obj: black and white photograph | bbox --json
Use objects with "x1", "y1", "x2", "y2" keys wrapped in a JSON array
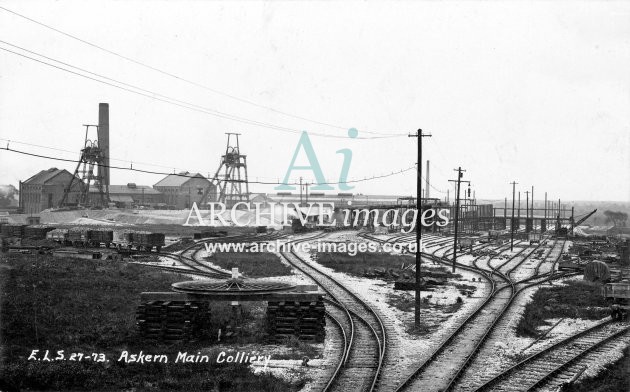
[{"x1": 0, "y1": 1, "x2": 629, "y2": 391}]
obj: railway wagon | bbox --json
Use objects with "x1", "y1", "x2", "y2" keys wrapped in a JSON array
[
  {"x1": 193, "y1": 230, "x2": 228, "y2": 239},
  {"x1": 119, "y1": 231, "x2": 165, "y2": 252},
  {"x1": 47, "y1": 228, "x2": 69, "y2": 244},
  {"x1": 602, "y1": 281, "x2": 630, "y2": 320},
  {"x1": 67, "y1": 228, "x2": 89, "y2": 247},
  {"x1": 23, "y1": 225, "x2": 56, "y2": 240},
  {"x1": 63, "y1": 228, "x2": 115, "y2": 248},
  {"x1": 52, "y1": 249, "x2": 103, "y2": 260},
  {"x1": 89, "y1": 229, "x2": 114, "y2": 248},
  {"x1": 528, "y1": 232, "x2": 542, "y2": 244},
  {"x1": 458, "y1": 238, "x2": 475, "y2": 250},
  {"x1": 0, "y1": 224, "x2": 27, "y2": 238}
]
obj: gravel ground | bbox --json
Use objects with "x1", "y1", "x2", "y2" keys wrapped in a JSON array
[
  {"x1": 284, "y1": 231, "x2": 491, "y2": 388},
  {"x1": 142, "y1": 232, "x2": 626, "y2": 390}
]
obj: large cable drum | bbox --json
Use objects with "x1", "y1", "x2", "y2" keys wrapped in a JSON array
[
  {"x1": 172, "y1": 279, "x2": 296, "y2": 295},
  {"x1": 583, "y1": 261, "x2": 611, "y2": 282}
]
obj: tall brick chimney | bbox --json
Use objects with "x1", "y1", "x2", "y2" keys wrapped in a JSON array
[{"x1": 97, "y1": 103, "x2": 110, "y2": 199}]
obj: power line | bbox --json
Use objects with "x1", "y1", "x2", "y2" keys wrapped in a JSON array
[
  {"x1": 0, "y1": 137, "x2": 183, "y2": 171},
  {"x1": 0, "y1": 43, "x2": 403, "y2": 140},
  {"x1": 0, "y1": 6, "x2": 400, "y2": 137},
  {"x1": 422, "y1": 176, "x2": 447, "y2": 194},
  {"x1": 0, "y1": 135, "x2": 423, "y2": 184},
  {"x1": 0, "y1": 146, "x2": 417, "y2": 186}
]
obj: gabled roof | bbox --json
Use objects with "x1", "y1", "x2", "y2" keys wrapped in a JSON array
[
  {"x1": 23, "y1": 168, "x2": 75, "y2": 185},
  {"x1": 153, "y1": 171, "x2": 210, "y2": 187}
]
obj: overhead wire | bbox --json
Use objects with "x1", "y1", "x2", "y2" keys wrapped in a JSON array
[
  {"x1": 0, "y1": 137, "x2": 186, "y2": 172},
  {"x1": 0, "y1": 44, "x2": 405, "y2": 140},
  {"x1": 0, "y1": 6, "x2": 403, "y2": 137},
  {"x1": 0, "y1": 44, "x2": 404, "y2": 140},
  {"x1": 0, "y1": 145, "x2": 417, "y2": 186},
  {"x1": 421, "y1": 176, "x2": 447, "y2": 194}
]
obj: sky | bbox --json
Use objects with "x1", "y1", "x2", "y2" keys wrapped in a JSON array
[{"x1": 0, "y1": 1, "x2": 629, "y2": 202}]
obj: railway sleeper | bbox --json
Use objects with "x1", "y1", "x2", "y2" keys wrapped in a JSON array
[{"x1": 136, "y1": 300, "x2": 211, "y2": 342}]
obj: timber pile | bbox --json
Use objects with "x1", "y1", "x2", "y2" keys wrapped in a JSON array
[
  {"x1": 266, "y1": 300, "x2": 325, "y2": 342},
  {"x1": 137, "y1": 300, "x2": 211, "y2": 342}
]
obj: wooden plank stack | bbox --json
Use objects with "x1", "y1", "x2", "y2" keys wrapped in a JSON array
[
  {"x1": 136, "y1": 300, "x2": 211, "y2": 342},
  {"x1": 266, "y1": 299, "x2": 325, "y2": 342}
]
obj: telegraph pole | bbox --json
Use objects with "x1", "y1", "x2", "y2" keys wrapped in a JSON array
[
  {"x1": 299, "y1": 177, "x2": 303, "y2": 206},
  {"x1": 544, "y1": 192, "x2": 548, "y2": 231},
  {"x1": 525, "y1": 191, "x2": 530, "y2": 220},
  {"x1": 449, "y1": 167, "x2": 469, "y2": 272},
  {"x1": 525, "y1": 190, "x2": 530, "y2": 233},
  {"x1": 409, "y1": 129, "x2": 431, "y2": 328},
  {"x1": 518, "y1": 192, "x2": 521, "y2": 220},
  {"x1": 531, "y1": 186, "x2": 535, "y2": 233},
  {"x1": 531, "y1": 186, "x2": 534, "y2": 218},
  {"x1": 510, "y1": 181, "x2": 517, "y2": 251}
]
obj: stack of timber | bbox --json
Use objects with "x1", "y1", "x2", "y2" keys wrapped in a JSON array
[
  {"x1": 136, "y1": 300, "x2": 211, "y2": 342},
  {"x1": 266, "y1": 299, "x2": 325, "y2": 342}
]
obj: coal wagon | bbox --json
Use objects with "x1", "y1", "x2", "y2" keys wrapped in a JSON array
[
  {"x1": 88, "y1": 229, "x2": 114, "y2": 248},
  {"x1": 24, "y1": 225, "x2": 56, "y2": 240},
  {"x1": 118, "y1": 231, "x2": 165, "y2": 252},
  {"x1": 47, "y1": 228, "x2": 70, "y2": 245},
  {"x1": 193, "y1": 230, "x2": 228, "y2": 239},
  {"x1": 67, "y1": 228, "x2": 91, "y2": 247},
  {"x1": 602, "y1": 281, "x2": 630, "y2": 321},
  {"x1": 0, "y1": 224, "x2": 27, "y2": 238},
  {"x1": 62, "y1": 228, "x2": 114, "y2": 248}
]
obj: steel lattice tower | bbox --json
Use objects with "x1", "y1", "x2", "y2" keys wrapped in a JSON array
[
  {"x1": 206, "y1": 133, "x2": 250, "y2": 208},
  {"x1": 60, "y1": 125, "x2": 108, "y2": 208}
]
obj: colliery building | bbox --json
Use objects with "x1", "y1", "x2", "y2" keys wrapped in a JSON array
[
  {"x1": 18, "y1": 168, "x2": 218, "y2": 213},
  {"x1": 19, "y1": 168, "x2": 83, "y2": 214},
  {"x1": 90, "y1": 183, "x2": 163, "y2": 208},
  {"x1": 153, "y1": 172, "x2": 216, "y2": 209}
]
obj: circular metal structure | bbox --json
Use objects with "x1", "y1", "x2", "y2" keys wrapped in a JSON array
[{"x1": 172, "y1": 279, "x2": 296, "y2": 295}]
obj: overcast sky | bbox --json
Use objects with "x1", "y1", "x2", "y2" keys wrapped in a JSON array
[{"x1": 1, "y1": 1, "x2": 628, "y2": 202}]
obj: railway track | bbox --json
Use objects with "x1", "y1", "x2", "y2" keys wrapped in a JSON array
[
  {"x1": 363, "y1": 232, "x2": 581, "y2": 392},
  {"x1": 358, "y1": 233, "x2": 517, "y2": 390},
  {"x1": 308, "y1": 231, "x2": 619, "y2": 392},
  {"x1": 322, "y1": 307, "x2": 350, "y2": 392},
  {"x1": 139, "y1": 232, "x2": 290, "y2": 278},
  {"x1": 138, "y1": 228, "x2": 624, "y2": 392},
  {"x1": 390, "y1": 245, "x2": 535, "y2": 392},
  {"x1": 278, "y1": 232, "x2": 387, "y2": 392},
  {"x1": 471, "y1": 319, "x2": 630, "y2": 392},
  {"x1": 129, "y1": 262, "x2": 225, "y2": 278},
  {"x1": 442, "y1": 241, "x2": 573, "y2": 392},
  {"x1": 340, "y1": 232, "x2": 626, "y2": 392}
]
